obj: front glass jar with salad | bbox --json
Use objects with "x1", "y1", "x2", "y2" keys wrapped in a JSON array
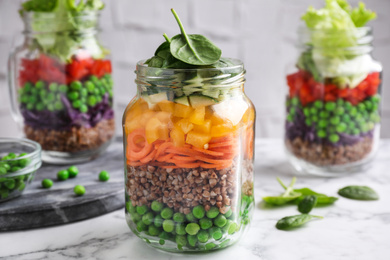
[
  {"x1": 285, "y1": 0, "x2": 382, "y2": 176},
  {"x1": 123, "y1": 10, "x2": 255, "y2": 252},
  {"x1": 8, "y1": 0, "x2": 114, "y2": 164}
]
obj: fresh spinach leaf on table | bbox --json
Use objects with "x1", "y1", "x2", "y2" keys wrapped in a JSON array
[
  {"x1": 338, "y1": 186, "x2": 379, "y2": 201},
  {"x1": 276, "y1": 214, "x2": 323, "y2": 230}
]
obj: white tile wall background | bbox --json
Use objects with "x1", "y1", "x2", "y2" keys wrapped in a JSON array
[{"x1": 0, "y1": 0, "x2": 389, "y2": 138}]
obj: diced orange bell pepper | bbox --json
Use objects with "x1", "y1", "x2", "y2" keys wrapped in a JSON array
[
  {"x1": 193, "y1": 119, "x2": 211, "y2": 133},
  {"x1": 188, "y1": 107, "x2": 205, "y2": 125},
  {"x1": 170, "y1": 127, "x2": 185, "y2": 147},
  {"x1": 186, "y1": 131, "x2": 211, "y2": 148},
  {"x1": 158, "y1": 100, "x2": 175, "y2": 113},
  {"x1": 173, "y1": 103, "x2": 193, "y2": 118},
  {"x1": 176, "y1": 118, "x2": 194, "y2": 134}
]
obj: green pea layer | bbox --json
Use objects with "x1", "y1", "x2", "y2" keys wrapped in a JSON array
[
  {"x1": 19, "y1": 74, "x2": 113, "y2": 113},
  {"x1": 126, "y1": 195, "x2": 253, "y2": 251},
  {"x1": 286, "y1": 96, "x2": 381, "y2": 143}
]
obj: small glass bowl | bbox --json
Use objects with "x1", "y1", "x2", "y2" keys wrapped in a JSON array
[{"x1": 0, "y1": 138, "x2": 42, "y2": 202}]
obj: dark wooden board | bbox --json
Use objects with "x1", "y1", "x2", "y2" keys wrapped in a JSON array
[{"x1": 0, "y1": 139, "x2": 125, "y2": 231}]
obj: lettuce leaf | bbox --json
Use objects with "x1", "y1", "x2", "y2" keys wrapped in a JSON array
[
  {"x1": 299, "y1": 0, "x2": 377, "y2": 87},
  {"x1": 20, "y1": 0, "x2": 106, "y2": 63}
]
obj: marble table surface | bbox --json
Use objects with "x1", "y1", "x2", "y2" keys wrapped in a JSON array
[{"x1": 1, "y1": 139, "x2": 390, "y2": 260}]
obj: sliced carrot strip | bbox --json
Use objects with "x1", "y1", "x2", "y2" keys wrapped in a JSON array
[
  {"x1": 191, "y1": 146, "x2": 224, "y2": 157},
  {"x1": 140, "y1": 149, "x2": 157, "y2": 163}
]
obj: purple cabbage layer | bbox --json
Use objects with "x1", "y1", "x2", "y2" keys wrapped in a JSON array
[
  {"x1": 21, "y1": 94, "x2": 114, "y2": 131},
  {"x1": 285, "y1": 107, "x2": 373, "y2": 146}
]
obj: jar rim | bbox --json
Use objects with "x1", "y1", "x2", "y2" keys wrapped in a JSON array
[{"x1": 136, "y1": 57, "x2": 244, "y2": 73}]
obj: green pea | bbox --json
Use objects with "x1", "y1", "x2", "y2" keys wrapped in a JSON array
[
  {"x1": 7, "y1": 153, "x2": 16, "y2": 159},
  {"x1": 28, "y1": 96, "x2": 37, "y2": 104},
  {"x1": 154, "y1": 214, "x2": 164, "y2": 228},
  {"x1": 176, "y1": 235, "x2": 187, "y2": 249},
  {"x1": 329, "y1": 134, "x2": 340, "y2": 143},
  {"x1": 96, "y1": 96, "x2": 102, "y2": 103},
  {"x1": 17, "y1": 181, "x2": 26, "y2": 191},
  {"x1": 21, "y1": 95, "x2": 29, "y2": 104},
  {"x1": 90, "y1": 75, "x2": 99, "y2": 83},
  {"x1": 72, "y1": 100, "x2": 81, "y2": 109},
  {"x1": 335, "y1": 107, "x2": 345, "y2": 115},
  {"x1": 79, "y1": 104, "x2": 88, "y2": 113},
  {"x1": 159, "y1": 231, "x2": 172, "y2": 240},
  {"x1": 42, "y1": 179, "x2": 53, "y2": 189},
  {"x1": 185, "y1": 223, "x2": 200, "y2": 235},
  {"x1": 136, "y1": 205, "x2": 149, "y2": 215},
  {"x1": 342, "y1": 114, "x2": 351, "y2": 123},
  {"x1": 59, "y1": 84, "x2": 68, "y2": 93},
  {"x1": 0, "y1": 167, "x2": 7, "y2": 175},
  {"x1": 350, "y1": 107, "x2": 358, "y2": 117},
  {"x1": 126, "y1": 201, "x2": 136, "y2": 214},
  {"x1": 305, "y1": 119, "x2": 312, "y2": 126},
  {"x1": 357, "y1": 103, "x2": 366, "y2": 112},
  {"x1": 336, "y1": 99, "x2": 344, "y2": 106},
  {"x1": 224, "y1": 209, "x2": 233, "y2": 218},
  {"x1": 214, "y1": 214, "x2": 227, "y2": 228},
  {"x1": 364, "y1": 100, "x2": 373, "y2": 110},
  {"x1": 80, "y1": 88, "x2": 88, "y2": 97},
  {"x1": 352, "y1": 128, "x2": 360, "y2": 135},
  {"x1": 173, "y1": 213, "x2": 186, "y2": 223},
  {"x1": 199, "y1": 218, "x2": 213, "y2": 230},
  {"x1": 228, "y1": 222, "x2": 238, "y2": 234},
  {"x1": 187, "y1": 234, "x2": 198, "y2": 247},
  {"x1": 193, "y1": 205, "x2": 205, "y2": 219},
  {"x1": 136, "y1": 220, "x2": 148, "y2": 232},
  {"x1": 24, "y1": 82, "x2": 32, "y2": 92},
  {"x1": 87, "y1": 96, "x2": 97, "y2": 107},
  {"x1": 336, "y1": 123, "x2": 347, "y2": 133},
  {"x1": 330, "y1": 116, "x2": 340, "y2": 125},
  {"x1": 35, "y1": 81, "x2": 45, "y2": 89},
  {"x1": 26, "y1": 103, "x2": 34, "y2": 110},
  {"x1": 286, "y1": 115, "x2": 293, "y2": 122},
  {"x1": 221, "y1": 219, "x2": 234, "y2": 234},
  {"x1": 319, "y1": 111, "x2": 329, "y2": 118},
  {"x1": 71, "y1": 81, "x2": 82, "y2": 91},
  {"x1": 197, "y1": 230, "x2": 209, "y2": 243},
  {"x1": 209, "y1": 227, "x2": 222, "y2": 240},
  {"x1": 162, "y1": 220, "x2": 175, "y2": 232},
  {"x1": 176, "y1": 223, "x2": 187, "y2": 235},
  {"x1": 57, "y1": 170, "x2": 69, "y2": 181},
  {"x1": 147, "y1": 224, "x2": 161, "y2": 236},
  {"x1": 205, "y1": 242, "x2": 217, "y2": 250},
  {"x1": 131, "y1": 212, "x2": 142, "y2": 222},
  {"x1": 303, "y1": 107, "x2": 310, "y2": 117},
  {"x1": 1, "y1": 189, "x2": 9, "y2": 199},
  {"x1": 311, "y1": 115, "x2": 319, "y2": 123},
  {"x1": 11, "y1": 166, "x2": 21, "y2": 172},
  {"x1": 151, "y1": 201, "x2": 164, "y2": 212},
  {"x1": 4, "y1": 180, "x2": 15, "y2": 189},
  {"x1": 99, "y1": 170, "x2": 110, "y2": 181},
  {"x1": 142, "y1": 212, "x2": 154, "y2": 225},
  {"x1": 53, "y1": 101, "x2": 63, "y2": 110},
  {"x1": 206, "y1": 206, "x2": 220, "y2": 219},
  {"x1": 18, "y1": 158, "x2": 30, "y2": 168},
  {"x1": 161, "y1": 207, "x2": 173, "y2": 219},
  {"x1": 67, "y1": 166, "x2": 78, "y2": 178},
  {"x1": 310, "y1": 107, "x2": 317, "y2": 115},
  {"x1": 317, "y1": 130, "x2": 327, "y2": 138},
  {"x1": 67, "y1": 91, "x2": 79, "y2": 101},
  {"x1": 86, "y1": 81, "x2": 95, "y2": 93},
  {"x1": 2, "y1": 164, "x2": 10, "y2": 171},
  {"x1": 185, "y1": 212, "x2": 196, "y2": 222},
  {"x1": 94, "y1": 88, "x2": 101, "y2": 95},
  {"x1": 314, "y1": 100, "x2": 323, "y2": 109},
  {"x1": 318, "y1": 119, "x2": 327, "y2": 128},
  {"x1": 49, "y1": 83, "x2": 58, "y2": 92},
  {"x1": 325, "y1": 102, "x2": 336, "y2": 111},
  {"x1": 289, "y1": 107, "x2": 296, "y2": 116},
  {"x1": 74, "y1": 185, "x2": 86, "y2": 196}
]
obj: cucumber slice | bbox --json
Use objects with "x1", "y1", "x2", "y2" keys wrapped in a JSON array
[
  {"x1": 142, "y1": 92, "x2": 167, "y2": 109},
  {"x1": 189, "y1": 95, "x2": 217, "y2": 108},
  {"x1": 174, "y1": 96, "x2": 190, "y2": 106},
  {"x1": 202, "y1": 88, "x2": 220, "y2": 99}
]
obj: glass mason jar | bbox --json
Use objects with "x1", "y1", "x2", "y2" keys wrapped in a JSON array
[
  {"x1": 122, "y1": 58, "x2": 255, "y2": 252},
  {"x1": 8, "y1": 11, "x2": 114, "y2": 164},
  {"x1": 285, "y1": 27, "x2": 382, "y2": 176}
]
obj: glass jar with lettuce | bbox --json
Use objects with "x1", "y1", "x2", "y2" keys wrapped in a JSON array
[
  {"x1": 8, "y1": 0, "x2": 114, "y2": 164},
  {"x1": 285, "y1": 0, "x2": 382, "y2": 176}
]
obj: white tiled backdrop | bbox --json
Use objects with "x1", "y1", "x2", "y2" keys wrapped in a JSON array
[{"x1": 0, "y1": 0, "x2": 389, "y2": 138}]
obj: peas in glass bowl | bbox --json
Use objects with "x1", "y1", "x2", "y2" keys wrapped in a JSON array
[{"x1": 0, "y1": 138, "x2": 42, "y2": 202}]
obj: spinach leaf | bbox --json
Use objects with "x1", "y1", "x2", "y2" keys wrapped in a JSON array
[
  {"x1": 294, "y1": 187, "x2": 338, "y2": 206},
  {"x1": 276, "y1": 214, "x2": 323, "y2": 230},
  {"x1": 298, "y1": 195, "x2": 317, "y2": 214},
  {"x1": 263, "y1": 177, "x2": 302, "y2": 206},
  {"x1": 170, "y1": 9, "x2": 221, "y2": 66},
  {"x1": 338, "y1": 186, "x2": 379, "y2": 201}
]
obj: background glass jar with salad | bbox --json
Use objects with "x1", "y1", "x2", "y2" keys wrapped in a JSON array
[
  {"x1": 8, "y1": 0, "x2": 114, "y2": 164},
  {"x1": 284, "y1": 0, "x2": 382, "y2": 176}
]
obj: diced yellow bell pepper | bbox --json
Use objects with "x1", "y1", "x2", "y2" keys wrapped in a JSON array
[
  {"x1": 170, "y1": 127, "x2": 185, "y2": 147},
  {"x1": 158, "y1": 100, "x2": 175, "y2": 113},
  {"x1": 209, "y1": 114, "x2": 226, "y2": 126},
  {"x1": 193, "y1": 119, "x2": 211, "y2": 134},
  {"x1": 155, "y1": 111, "x2": 171, "y2": 124},
  {"x1": 173, "y1": 103, "x2": 193, "y2": 118},
  {"x1": 188, "y1": 107, "x2": 205, "y2": 125},
  {"x1": 186, "y1": 131, "x2": 211, "y2": 148},
  {"x1": 176, "y1": 118, "x2": 194, "y2": 134},
  {"x1": 125, "y1": 110, "x2": 155, "y2": 135},
  {"x1": 210, "y1": 122, "x2": 235, "y2": 137},
  {"x1": 145, "y1": 117, "x2": 161, "y2": 144}
]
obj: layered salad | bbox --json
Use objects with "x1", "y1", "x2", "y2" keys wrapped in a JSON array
[
  {"x1": 285, "y1": 0, "x2": 382, "y2": 167},
  {"x1": 17, "y1": 0, "x2": 114, "y2": 153},
  {"x1": 123, "y1": 10, "x2": 255, "y2": 251}
]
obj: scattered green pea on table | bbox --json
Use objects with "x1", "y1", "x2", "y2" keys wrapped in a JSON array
[
  {"x1": 99, "y1": 170, "x2": 110, "y2": 181},
  {"x1": 74, "y1": 185, "x2": 86, "y2": 196}
]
